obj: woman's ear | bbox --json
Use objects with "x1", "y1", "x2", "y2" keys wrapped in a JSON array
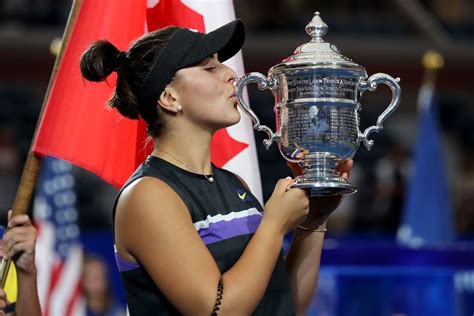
[{"x1": 157, "y1": 86, "x2": 181, "y2": 114}]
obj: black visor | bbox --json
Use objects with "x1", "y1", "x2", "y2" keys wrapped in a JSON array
[{"x1": 141, "y1": 19, "x2": 245, "y2": 107}]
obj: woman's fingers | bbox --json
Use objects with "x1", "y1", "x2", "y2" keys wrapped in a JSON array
[
  {"x1": 6, "y1": 241, "x2": 35, "y2": 260},
  {"x1": 8, "y1": 214, "x2": 32, "y2": 229},
  {"x1": 3, "y1": 226, "x2": 36, "y2": 260}
]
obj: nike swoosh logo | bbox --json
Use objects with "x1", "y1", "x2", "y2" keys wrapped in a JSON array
[{"x1": 238, "y1": 192, "x2": 247, "y2": 200}]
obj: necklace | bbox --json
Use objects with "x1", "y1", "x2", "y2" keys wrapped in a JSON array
[{"x1": 155, "y1": 150, "x2": 215, "y2": 183}]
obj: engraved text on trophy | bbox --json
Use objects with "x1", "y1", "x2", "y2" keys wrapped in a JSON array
[{"x1": 287, "y1": 75, "x2": 357, "y2": 100}]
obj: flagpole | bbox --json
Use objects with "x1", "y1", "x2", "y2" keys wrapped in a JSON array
[{"x1": 0, "y1": 0, "x2": 84, "y2": 289}]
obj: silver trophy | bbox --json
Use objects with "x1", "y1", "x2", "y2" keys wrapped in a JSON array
[{"x1": 236, "y1": 12, "x2": 401, "y2": 196}]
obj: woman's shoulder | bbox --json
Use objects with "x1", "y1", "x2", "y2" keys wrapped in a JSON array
[
  {"x1": 115, "y1": 177, "x2": 189, "y2": 232},
  {"x1": 118, "y1": 176, "x2": 181, "y2": 210},
  {"x1": 114, "y1": 176, "x2": 192, "y2": 255}
]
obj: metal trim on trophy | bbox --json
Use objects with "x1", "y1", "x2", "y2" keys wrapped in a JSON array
[{"x1": 236, "y1": 12, "x2": 401, "y2": 196}]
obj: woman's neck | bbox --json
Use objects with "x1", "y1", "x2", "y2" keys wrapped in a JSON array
[{"x1": 152, "y1": 129, "x2": 213, "y2": 175}]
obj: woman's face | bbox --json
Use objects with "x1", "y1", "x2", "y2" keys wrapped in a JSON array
[{"x1": 170, "y1": 54, "x2": 240, "y2": 131}]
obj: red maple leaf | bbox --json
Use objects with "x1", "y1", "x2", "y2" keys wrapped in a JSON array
[{"x1": 211, "y1": 129, "x2": 249, "y2": 168}]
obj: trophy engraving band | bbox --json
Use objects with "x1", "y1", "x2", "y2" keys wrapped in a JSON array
[{"x1": 287, "y1": 75, "x2": 357, "y2": 100}]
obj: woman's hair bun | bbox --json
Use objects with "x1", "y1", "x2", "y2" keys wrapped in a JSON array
[{"x1": 80, "y1": 40, "x2": 125, "y2": 82}]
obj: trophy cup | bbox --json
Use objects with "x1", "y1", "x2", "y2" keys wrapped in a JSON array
[{"x1": 236, "y1": 12, "x2": 401, "y2": 196}]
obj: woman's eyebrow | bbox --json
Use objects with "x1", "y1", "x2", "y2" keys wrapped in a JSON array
[{"x1": 199, "y1": 57, "x2": 212, "y2": 65}]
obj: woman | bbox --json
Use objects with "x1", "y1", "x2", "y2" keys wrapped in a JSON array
[{"x1": 80, "y1": 19, "x2": 351, "y2": 315}]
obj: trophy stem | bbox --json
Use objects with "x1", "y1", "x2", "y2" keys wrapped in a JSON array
[
  {"x1": 301, "y1": 154, "x2": 338, "y2": 181},
  {"x1": 290, "y1": 153, "x2": 357, "y2": 197}
]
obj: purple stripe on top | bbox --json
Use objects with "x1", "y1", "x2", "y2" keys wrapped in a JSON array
[
  {"x1": 197, "y1": 213, "x2": 262, "y2": 245},
  {"x1": 115, "y1": 247, "x2": 141, "y2": 272}
]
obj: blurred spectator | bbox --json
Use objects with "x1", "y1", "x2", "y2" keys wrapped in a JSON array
[{"x1": 81, "y1": 254, "x2": 125, "y2": 316}]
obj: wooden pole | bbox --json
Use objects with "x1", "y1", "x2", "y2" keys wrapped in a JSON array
[{"x1": 0, "y1": 0, "x2": 84, "y2": 289}]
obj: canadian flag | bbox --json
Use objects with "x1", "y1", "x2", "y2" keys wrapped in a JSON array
[{"x1": 32, "y1": 0, "x2": 262, "y2": 201}]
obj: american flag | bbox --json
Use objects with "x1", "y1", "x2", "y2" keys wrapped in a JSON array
[{"x1": 33, "y1": 156, "x2": 85, "y2": 316}]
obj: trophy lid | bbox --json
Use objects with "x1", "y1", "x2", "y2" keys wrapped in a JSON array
[{"x1": 270, "y1": 12, "x2": 366, "y2": 74}]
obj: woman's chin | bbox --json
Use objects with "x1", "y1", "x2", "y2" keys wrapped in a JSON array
[
  {"x1": 212, "y1": 114, "x2": 241, "y2": 132},
  {"x1": 228, "y1": 111, "x2": 242, "y2": 126}
]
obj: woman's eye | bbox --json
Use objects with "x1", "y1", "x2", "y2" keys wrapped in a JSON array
[{"x1": 205, "y1": 66, "x2": 217, "y2": 72}]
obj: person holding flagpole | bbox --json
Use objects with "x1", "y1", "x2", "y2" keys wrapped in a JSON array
[
  {"x1": 0, "y1": 212, "x2": 41, "y2": 316},
  {"x1": 80, "y1": 19, "x2": 351, "y2": 315}
]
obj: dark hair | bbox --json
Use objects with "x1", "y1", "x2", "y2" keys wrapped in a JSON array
[{"x1": 80, "y1": 27, "x2": 180, "y2": 138}]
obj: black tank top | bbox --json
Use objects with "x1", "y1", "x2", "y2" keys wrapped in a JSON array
[{"x1": 113, "y1": 156, "x2": 295, "y2": 315}]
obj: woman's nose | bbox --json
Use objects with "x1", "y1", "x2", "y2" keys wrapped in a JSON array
[{"x1": 224, "y1": 67, "x2": 238, "y2": 84}]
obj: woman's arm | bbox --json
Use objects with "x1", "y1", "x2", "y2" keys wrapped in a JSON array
[
  {"x1": 284, "y1": 160, "x2": 353, "y2": 315},
  {"x1": 285, "y1": 227, "x2": 325, "y2": 315},
  {"x1": 115, "y1": 176, "x2": 309, "y2": 315},
  {"x1": 285, "y1": 198, "x2": 340, "y2": 315}
]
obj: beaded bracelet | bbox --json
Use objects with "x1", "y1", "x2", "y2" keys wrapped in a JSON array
[
  {"x1": 297, "y1": 225, "x2": 327, "y2": 232},
  {"x1": 211, "y1": 278, "x2": 224, "y2": 316}
]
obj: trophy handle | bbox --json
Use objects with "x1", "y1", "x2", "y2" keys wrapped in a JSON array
[
  {"x1": 358, "y1": 73, "x2": 401, "y2": 150},
  {"x1": 236, "y1": 72, "x2": 280, "y2": 149}
]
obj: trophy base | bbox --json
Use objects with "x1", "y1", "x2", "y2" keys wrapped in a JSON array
[
  {"x1": 289, "y1": 153, "x2": 357, "y2": 196},
  {"x1": 290, "y1": 180, "x2": 357, "y2": 197}
]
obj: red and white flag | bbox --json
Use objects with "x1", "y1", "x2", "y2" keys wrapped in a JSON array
[{"x1": 32, "y1": 0, "x2": 262, "y2": 201}]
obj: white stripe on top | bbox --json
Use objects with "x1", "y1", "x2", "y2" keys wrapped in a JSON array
[{"x1": 193, "y1": 207, "x2": 262, "y2": 231}]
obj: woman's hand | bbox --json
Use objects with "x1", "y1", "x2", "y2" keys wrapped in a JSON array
[
  {"x1": 263, "y1": 177, "x2": 310, "y2": 235},
  {"x1": 2, "y1": 212, "x2": 37, "y2": 276},
  {"x1": 287, "y1": 159, "x2": 354, "y2": 230}
]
